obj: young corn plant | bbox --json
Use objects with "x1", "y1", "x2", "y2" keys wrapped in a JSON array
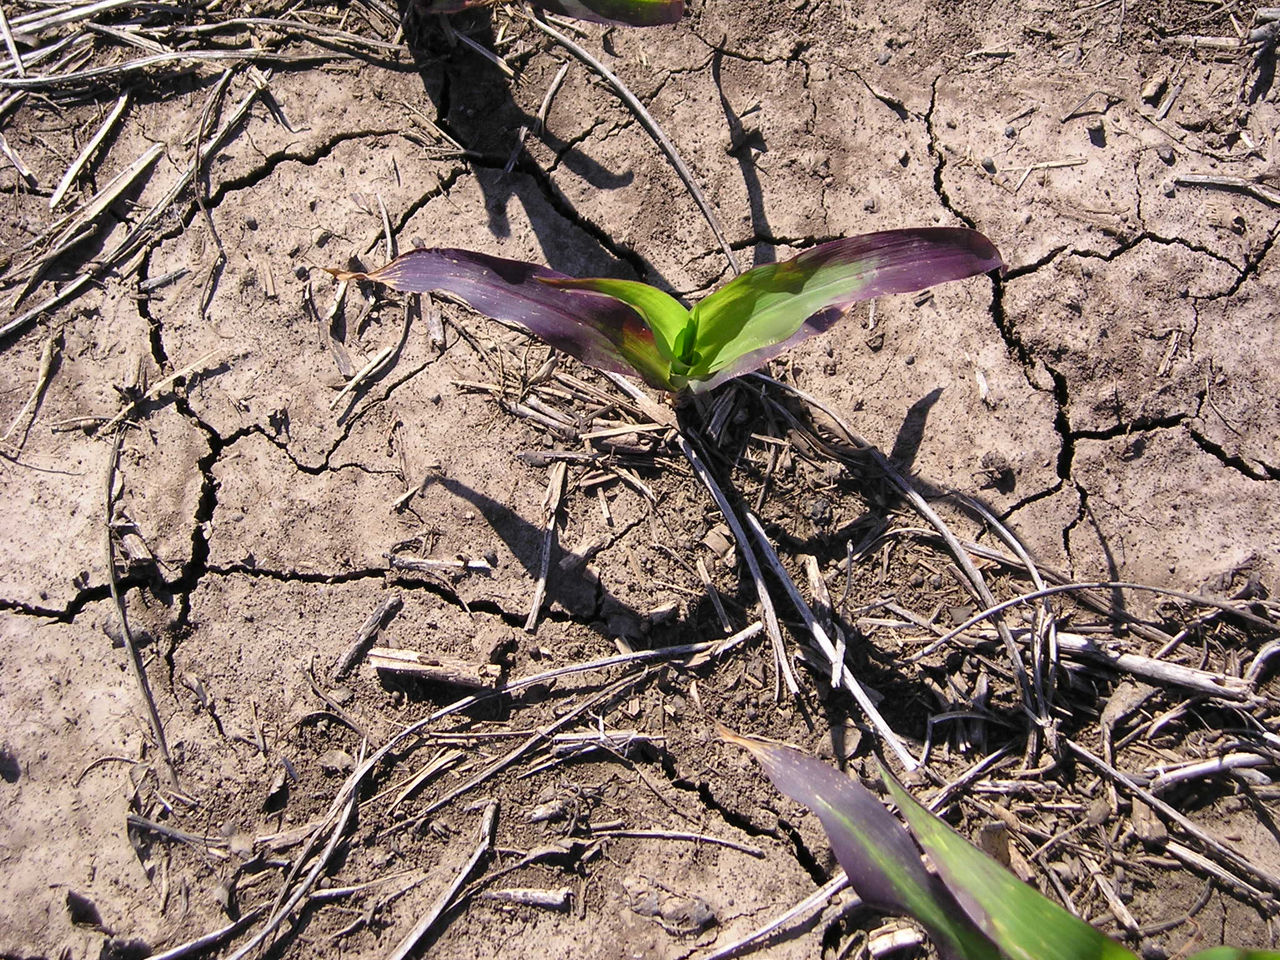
[
  {"x1": 719, "y1": 726, "x2": 1280, "y2": 960},
  {"x1": 421, "y1": 0, "x2": 684, "y2": 26},
  {"x1": 328, "y1": 227, "x2": 1002, "y2": 394}
]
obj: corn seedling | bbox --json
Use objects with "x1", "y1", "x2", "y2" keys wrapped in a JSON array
[
  {"x1": 720, "y1": 727, "x2": 1280, "y2": 960},
  {"x1": 328, "y1": 228, "x2": 1002, "y2": 394}
]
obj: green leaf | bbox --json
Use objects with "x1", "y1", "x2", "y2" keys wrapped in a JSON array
[
  {"x1": 881, "y1": 772, "x2": 1138, "y2": 960},
  {"x1": 719, "y1": 727, "x2": 999, "y2": 960},
  {"x1": 1188, "y1": 951, "x2": 1280, "y2": 960},
  {"x1": 687, "y1": 228, "x2": 1002, "y2": 380},
  {"x1": 538, "y1": 276, "x2": 692, "y2": 365}
]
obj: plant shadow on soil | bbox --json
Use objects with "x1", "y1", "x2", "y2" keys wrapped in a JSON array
[{"x1": 393, "y1": 3, "x2": 690, "y2": 286}]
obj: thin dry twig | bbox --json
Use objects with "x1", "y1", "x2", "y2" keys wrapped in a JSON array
[
  {"x1": 590, "y1": 828, "x2": 765, "y2": 858},
  {"x1": 913, "y1": 580, "x2": 1271, "y2": 698},
  {"x1": 0, "y1": 4, "x2": 25, "y2": 78},
  {"x1": 330, "y1": 297, "x2": 413, "y2": 412},
  {"x1": 2, "y1": 70, "x2": 272, "y2": 341},
  {"x1": 1174, "y1": 172, "x2": 1280, "y2": 207},
  {"x1": 385, "y1": 801, "x2": 499, "y2": 960},
  {"x1": 1067, "y1": 739, "x2": 1280, "y2": 898},
  {"x1": 602, "y1": 372, "x2": 798, "y2": 699},
  {"x1": 525, "y1": 460, "x2": 568, "y2": 632},
  {"x1": 104, "y1": 433, "x2": 182, "y2": 795},
  {"x1": 742, "y1": 511, "x2": 919, "y2": 771},
  {"x1": 144, "y1": 906, "x2": 269, "y2": 960},
  {"x1": 3, "y1": 328, "x2": 60, "y2": 446},
  {"x1": 226, "y1": 742, "x2": 366, "y2": 960},
  {"x1": 526, "y1": 14, "x2": 741, "y2": 276},
  {"x1": 98, "y1": 348, "x2": 232, "y2": 435},
  {"x1": 49, "y1": 91, "x2": 130, "y2": 210},
  {"x1": 754, "y1": 373, "x2": 1043, "y2": 736},
  {"x1": 407, "y1": 672, "x2": 649, "y2": 824},
  {"x1": 333, "y1": 594, "x2": 403, "y2": 680},
  {"x1": 700, "y1": 873, "x2": 852, "y2": 960},
  {"x1": 427, "y1": 622, "x2": 761, "y2": 724}
]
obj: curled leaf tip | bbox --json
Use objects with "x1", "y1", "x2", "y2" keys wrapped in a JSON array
[
  {"x1": 715, "y1": 723, "x2": 790, "y2": 753},
  {"x1": 324, "y1": 265, "x2": 366, "y2": 282},
  {"x1": 714, "y1": 722, "x2": 747, "y2": 746}
]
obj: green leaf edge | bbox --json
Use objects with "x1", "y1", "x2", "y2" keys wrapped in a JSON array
[{"x1": 881, "y1": 771, "x2": 1139, "y2": 960}]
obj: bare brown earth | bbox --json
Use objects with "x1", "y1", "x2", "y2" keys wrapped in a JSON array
[{"x1": 2, "y1": 2, "x2": 1280, "y2": 959}]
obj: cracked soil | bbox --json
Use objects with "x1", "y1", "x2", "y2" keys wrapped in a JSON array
[{"x1": 2, "y1": 1, "x2": 1280, "y2": 958}]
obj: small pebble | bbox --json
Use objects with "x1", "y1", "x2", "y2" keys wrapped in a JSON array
[
  {"x1": 294, "y1": 265, "x2": 309, "y2": 280},
  {"x1": 980, "y1": 156, "x2": 997, "y2": 174},
  {"x1": 877, "y1": 49, "x2": 891, "y2": 65},
  {"x1": 1086, "y1": 118, "x2": 1105, "y2": 146},
  {"x1": 807, "y1": 497, "x2": 833, "y2": 526},
  {"x1": 1157, "y1": 144, "x2": 1175, "y2": 164},
  {"x1": 1004, "y1": 125, "x2": 1016, "y2": 138},
  {"x1": 1161, "y1": 179, "x2": 1175, "y2": 198},
  {"x1": 1140, "y1": 75, "x2": 1167, "y2": 105},
  {"x1": 863, "y1": 195, "x2": 879, "y2": 212}
]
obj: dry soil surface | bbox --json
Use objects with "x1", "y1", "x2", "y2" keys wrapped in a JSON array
[{"x1": 2, "y1": 2, "x2": 1280, "y2": 959}]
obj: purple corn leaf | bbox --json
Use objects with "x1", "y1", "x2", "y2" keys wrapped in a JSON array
[
  {"x1": 539, "y1": 275, "x2": 691, "y2": 364},
  {"x1": 718, "y1": 726, "x2": 999, "y2": 960},
  {"x1": 419, "y1": 0, "x2": 684, "y2": 26},
  {"x1": 687, "y1": 228, "x2": 1003, "y2": 386},
  {"x1": 327, "y1": 248, "x2": 672, "y2": 390}
]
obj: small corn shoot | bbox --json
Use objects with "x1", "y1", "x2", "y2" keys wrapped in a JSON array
[
  {"x1": 719, "y1": 727, "x2": 1280, "y2": 960},
  {"x1": 328, "y1": 227, "x2": 1002, "y2": 394}
]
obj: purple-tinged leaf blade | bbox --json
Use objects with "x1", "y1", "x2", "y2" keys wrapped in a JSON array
[
  {"x1": 539, "y1": 276, "x2": 691, "y2": 363},
  {"x1": 719, "y1": 726, "x2": 999, "y2": 960},
  {"x1": 329, "y1": 248, "x2": 673, "y2": 390},
  {"x1": 688, "y1": 228, "x2": 1003, "y2": 381},
  {"x1": 419, "y1": 0, "x2": 683, "y2": 26}
]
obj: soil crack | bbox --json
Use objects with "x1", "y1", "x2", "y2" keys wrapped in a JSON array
[
  {"x1": 206, "y1": 128, "x2": 415, "y2": 208},
  {"x1": 1186, "y1": 427, "x2": 1280, "y2": 482}
]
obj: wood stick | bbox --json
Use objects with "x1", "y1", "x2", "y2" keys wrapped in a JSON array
[
  {"x1": 743, "y1": 511, "x2": 918, "y2": 771},
  {"x1": 103, "y1": 434, "x2": 182, "y2": 795},
  {"x1": 385, "y1": 802, "x2": 498, "y2": 960},
  {"x1": 525, "y1": 460, "x2": 567, "y2": 632},
  {"x1": 755, "y1": 374, "x2": 1041, "y2": 727},
  {"x1": 50, "y1": 92, "x2": 130, "y2": 210},
  {"x1": 428, "y1": 623, "x2": 761, "y2": 724},
  {"x1": 226, "y1": 750, "x2": 363, "y2": 960},
  {"x1": 333, "y1": 594, "x2": 402, "y2": 680},
  {"x1": 701, "y1": 874, "x2": 852, "y2": 960},
  {"x1": 368, "y1": 648, "x2": 501, "y2": 688},
  {"x1": 1066, "y1": 740, "x2": 1280, "y2": 897},
  {"x1": 3, "y1": 328, "x2": 59, "y2": 445}
]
